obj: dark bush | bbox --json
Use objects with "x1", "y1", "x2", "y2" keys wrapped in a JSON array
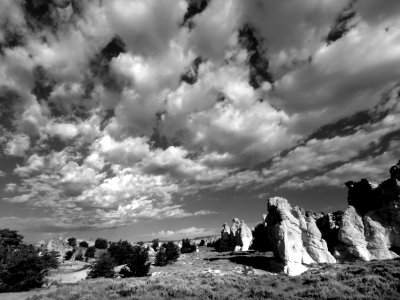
[
  {"x1": 181, "y1": 238, "x2": 196, "y2": 254},
  {"x1": 85, "y1": 246, "x2": 95, "y2": 259},
  {"x1": 64, "y1": 250, "x2": 73, "y2": 261},
  {"x1": 41, "y1": 250, "x2": 60, "y2": 269},
  {"x1": 163, "y1": 241, "x2": 180, "y2": 264},
  {"x1": 0, "y1": 229, "x2": 59, "y2": 292},
  {"x1": 155, "y1": 247, "x2": 168, "y2": 266},
  {"x1": 123, "y1": 246, "x2": 150, "y2": 277},
  {"x1": 87, "y1": 253, "x2": 115, "y2": 279},
  {"x1": 152, "y1": 239, "x2": 160, "y2": 251},
  {"x1": 108, "y1": 240, "x2": 135, "y2": 265},
  {"x1": 94, "y1": 238, "x2": 108, "y2": 249},
  {"x1": 79, "y1": 240, "x2": 89, "y2": 248},
  {"x1": 75, "y1": 253, "x2": 84, "y2": 261},
  {"x1": 67, "y1": 237, "x2": 77, "y2": 247},
  {"x1": 207, "y1": 238, "x2": 220, "y2": 249},
  {"x1": 199, "y1": 239, "x2": 205, "y2": 246}
]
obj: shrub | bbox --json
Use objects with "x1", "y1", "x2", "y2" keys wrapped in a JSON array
[
  {"x1": 152, "y1": 239, "x2": 160, "y2": 251},
  {"x1": 87, "y1": 253, "x2": 115, "y2": 279},
  {"x1": 0, "y1": 229, "x2": 59, "y2": 292},
  {"x1": 85, "y1": 246, "x2": 95, "y2": 259},
  {"x1": 94, "y1": 238, "x2": 108, "y2": 249},
  {"x1": 41, "y1": 250, "x2": 60, "y2": 269},
  {"x1": 64, "y1": 250, "x2": 73, "y2": 261},
  {"x1": 123, "y1": 246, "x2": 150, "y2": 277},
  {"x1": 75, "y1": 253, "x2": 84, "y2": 261},
  {"x1": 79, "y1": 240, "x2": 89, "y2": 248},
  {"x1": 199, "y1": 239, "x2": 205, "y2": 246},
  {"x1": 181, "y1": 238, "x2": 196, "y2": 254},
  {"x1": 163, "y1": 241, "x2": 180, "y2": 263},
  {"x1": 155, "y1": 247, "x2": 168, "y2": 266},
  {"x1": 207, "y1": 238, "x2": 220, "y2": 249},
  {"x1": 67, "y1": 237, "x2": 77, "y2": 247},
  {"x1": 108, "y1": 240, "x2": 135, "y2": 265}
]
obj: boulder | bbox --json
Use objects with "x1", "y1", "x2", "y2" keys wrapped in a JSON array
[{"x1": 266, "y1": 197, "x2": 335, "y2": 275}]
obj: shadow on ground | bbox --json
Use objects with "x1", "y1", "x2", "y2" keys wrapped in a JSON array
[{"x1": 205, "y1": 251, "x2": 283, "y2": 273}]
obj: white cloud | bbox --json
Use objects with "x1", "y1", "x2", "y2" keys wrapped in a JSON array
[
  {"x1": 4, "y1": 134, "x2": 30, "y2": 157},
  {"x1": 149, "y1": 227, "x2": 218, "y2": 240}
]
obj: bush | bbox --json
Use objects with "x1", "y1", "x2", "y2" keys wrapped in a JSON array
[
  {"x1": 79, "y1": 240, "x2": 89, "y2": 248},
  {"x1": 152, "y1": 239, "x2": 160, "y2": 251},
  {"x1": 67, "y1": 237, "x2": 77, "y2": 247},
  {"x1": 85, "y1": 246, "x2": 95, "y2": 259},
  {"x1": 199, "y1": 239, "x2": 205, "y2": 246},
  {"x1": 163, "y1": 241, "x2": 180, "y2": 264},
  {"x1": 155, "y1": 247, "x2": 168, "y2": 266},
  {"x1": 207, "y1": 238, "x2": 220, "y2": 249},
  {"x1": 108, "y1": 240, "x2": 135, "y2": 265},
  {"x1": 95, "y1": 238, "x2": 108, "y2": 249},
  {"x1": 0, "y1": 229, "x2": 59, "y2": 292},
  {"x1": 87, "y1": 253, "x2": 115, "y2": 279},
  {"x1": 123, "y1": 246, "x2": 150, "y2": 277},
  {"x1": 181, "y1": 238, "x2": 196, "y2": 254},
  {"x1": 75, "y1": 253, "x2": 84, "y2": 261},
  {"x1": 64, "y1": 250, "x2": 73, "y2": 260}
]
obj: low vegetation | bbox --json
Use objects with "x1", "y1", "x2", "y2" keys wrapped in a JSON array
[
  {"x1": 155, "y1": 241, "x2": 180, "y2": 266},
  {"x1": 87, "y1": 253, "x2": 115, "y2": 279},
  {"x1": 28, "y1": 256, "x2": 400, "y2": 299},
  {"x1": 94, "y1": 238, "x2": 108, "y2": 250}
]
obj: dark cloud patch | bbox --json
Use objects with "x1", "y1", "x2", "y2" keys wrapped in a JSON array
[
  {"x1": 308, "y1": 88, "x2": 397, "y2": 141},
  {"x1": 89, "y1": 35, "x2": 127, "y2": 92},
  {"x1": 0, "y1": 30, "x2": 25, "y2": 54},
  {"x1": 0, "y1": 88, "x2": 24, "y2": 130},
  {"x1": 238, "y1": 24, "x2": 273, "y2": 89},
  {"x1": 32, "y1": 65, "x2": 56, "y2": 101},
  {"x1": 180, "y1": 57, "x2": 202, "y2": 85},
  {"x1": 182, "y1": 0, "x2": 211, "y2": 29},
  {"x1": 99, "y1": 109, "x2": 115, "y2": 131},
  {"x1": 326, "y1": 4, "x2": 356, "y2": 45}
]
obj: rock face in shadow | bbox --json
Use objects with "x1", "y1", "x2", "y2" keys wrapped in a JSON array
[
  {"x1": 220, "y1": 218, "x2": 253, "y2": 251},
  {"x1": 316, "y1": 211, "x2": 343, "y2": 253},
  {"x1": 336, "y1": 161, "x2": 400, "y2": 261},
  {"x1": 265, "y1": 197, "x2": 336, "y2": 275}
]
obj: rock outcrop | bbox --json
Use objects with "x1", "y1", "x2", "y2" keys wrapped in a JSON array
[
  {"x1": 265, "y1": 197, "x2": 336, "y2": 275},
  {"x1": 219, "y1": 218, "x2": 253, "y2": 251},
  {"x1": 336, "y1": 161, "x2": 400, "y2": 261}
]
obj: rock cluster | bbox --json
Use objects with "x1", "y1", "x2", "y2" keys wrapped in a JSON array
[
  {"x1": 219, "y1": 161, "x2": 400, "y2": 275},
  {"x1": 265, "y1": 197, "x2": 336, "y2": 275},
  {"x1": 220, "y1": 218, "x2": 253, "y2": 251}
]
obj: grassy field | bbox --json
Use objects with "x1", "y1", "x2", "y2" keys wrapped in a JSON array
[{"x1": 16, "y1": 247, "x2": 400, "y2": 299}]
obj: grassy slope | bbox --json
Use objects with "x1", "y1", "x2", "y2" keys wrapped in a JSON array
[{"x1": 27, "y1": 247, "x2": 400, "y2": 300}]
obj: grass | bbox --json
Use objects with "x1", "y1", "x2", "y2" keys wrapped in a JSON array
[{"x1": 27, "y1": 248, "x2": 400, "y2": 300}]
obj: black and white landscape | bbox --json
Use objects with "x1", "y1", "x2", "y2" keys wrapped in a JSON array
[{"x1": 1, "y1": 0, "x2": 400, "y2": 299}]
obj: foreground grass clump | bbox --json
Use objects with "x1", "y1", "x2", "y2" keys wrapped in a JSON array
[{"x1": 29, "y1": 258, "x2": 400, "y2": 299}]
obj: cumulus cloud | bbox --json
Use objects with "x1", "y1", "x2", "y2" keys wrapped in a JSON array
[
  {"x1": 148, "y1": 226, "x2": 218, "y2": 240},
  {"x1": 1, "y1": 0, "x2": 399, "y2": 236}
]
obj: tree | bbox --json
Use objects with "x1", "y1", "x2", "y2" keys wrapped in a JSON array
[
  {"x1": 199, "y1": 239, "x2": 205, "y2": 246},
  {"x1": 163, "y1": 241, "x2": 180, "y2": 263},
  {"x1": 64, "y1": 250, "x2": 73, "y2": 261},
  {"x1": 87, "y1": 253, "x2": 115, "y2": 279},
  {"x1": 0, "y1": 229, "x2": 59, "y2": 292},
  {"x1": 154, "y1": 247, "x2": 168, "y2": 266},
  {"x1": 181, "y1": 238, "x2": 196, "y2": 254},
  {"x1": 85, "y1": 246, "x2": 95, "y2": 259},
  {"x1": 79, "y1": 240, "x2": 89, "y2": 248},
  {"x1": 67, "y1": 237, "x2": 77, "y2": 247},
  {"x1": 108, "y1": 240, "x2": 134, "y2": 265},
  {"x1": 152, "y1": 239, "x2": 160, "y2": 251},
  {"x1": 94, "y1": 238, "x2": 108, "y2": 249},
  {"x1": 123, "y1": 246, "x2": 150, "y2": 277},
  {"x1": 0, "y1": 229, "x2": 23, "y2": 247},
  {"x1": 75, "y1": 253, "x2": 83, "y2": 261}
]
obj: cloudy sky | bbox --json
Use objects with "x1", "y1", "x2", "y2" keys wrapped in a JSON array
[{"x1": 0, "y1": 0, "x2": 400, "y2": 242}]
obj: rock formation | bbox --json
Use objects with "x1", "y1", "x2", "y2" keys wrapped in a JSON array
[
  {"x1": 335, "y1": 160, "x2": 400, "y2": 261},
  {"x1": 219, "y1": 218, "x2": 253, "y2": 251},
  {"x1": 265, "y1": 197, "x2": 336, "y2": 275}
]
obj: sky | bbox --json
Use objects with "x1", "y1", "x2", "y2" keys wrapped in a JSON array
[{"x1": 0, "y1": 0, "x2": 400, "y2": 243}]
